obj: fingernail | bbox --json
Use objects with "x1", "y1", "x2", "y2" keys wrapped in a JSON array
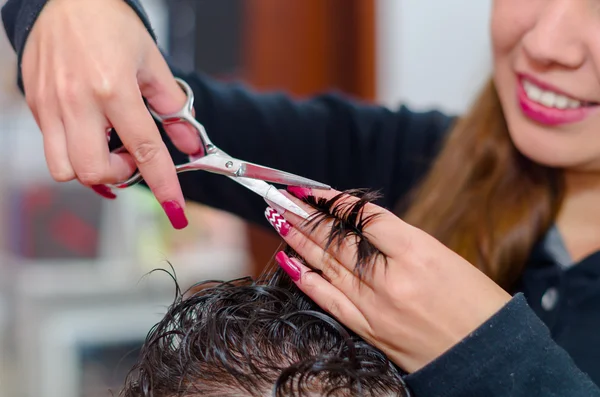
[
  {"x1": 263, "y1": 198, "x2": 286, "y2": 215},
  {"x1": 162, "y1": 201, "x2": 189, "y2": 230},
  {"x1": 191, "y1": 149, "x2": 205, "y2": 158},
  {"x1": 265, "y1": 207, "x2": 291, "y2": 236},
  {"x1": 91, "y1": 185, "x2": 117, "y2": 200},
  {"x1": 190, "y1": 143, "x2": 206, "y2": 160},
  {"x1": 287, "y1": 186, "x2": 311, "y2": 200},
  {"x1": 275, "y1": 251, "x2": 301, "y2": 281}
]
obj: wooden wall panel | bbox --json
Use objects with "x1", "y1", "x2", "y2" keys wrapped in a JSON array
[
  {"x1": 240, "y1": 0, "x2": 377, "y2": 276},
  {"x1": 242, "y1": 0, "x2": 330, "y2": 96}
]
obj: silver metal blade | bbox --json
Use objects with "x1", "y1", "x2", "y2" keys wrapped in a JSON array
[
  {"x1": 178, "y1": 153, "x2": 241, "y2": 176},
  {"x1": 239, "y1": 163, "x2": 330, "y2": 190},
  {"x1": 229, "y1": 176, "x2": 310, "y2": 219},
  {"x1": 264, "y1": 187, "x2": 310, "y2": 219}
]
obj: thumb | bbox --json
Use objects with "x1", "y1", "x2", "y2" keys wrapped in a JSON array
[{"x1": 137, "y1": 47, "x2": 202, "y2": 155}]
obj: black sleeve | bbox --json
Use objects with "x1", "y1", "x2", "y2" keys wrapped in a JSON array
[
  {"x1": 405, "y1": 293, "x2": 600, "y2": 397},
  {"x1": 154, "y1": 68, "x2": 452, "y2": 229},
  {"x1": 2, "y1": 0, "x2": 452, "y2": 230},
  {"x1": 1, "y1": 0, "x2": 155, "y2": 91}
]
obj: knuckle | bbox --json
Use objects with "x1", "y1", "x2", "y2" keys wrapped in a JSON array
[
  {"x1": 92, "y1": 77, "x2": 118, "y2": 101},
  {"x1": 77, "y1": 171, "x2": 106, "y2": 186},
  {"x1": 49, "y1": 167, "x2": 76, "y2": 182},
  {"x1": 321, "y1": 253, "x2": 343, "y2": 280},
  {"x1": 396, "y1": 226, "x2": 416, "y2": 258},
  {"x1": 388, "y1": 276, "x2": 417, "y2": 301},
  {"x1": 131, "y1": 141, "x2": 161, "y2": 165},
  {"x1": 298, "y1": 272, "x2": 320, "y2": 294},
  {"x1": 36, "y1": 95, "x2": 55, "y2": 118},
  {"x1": 402, "y1": 231, "x2": 436, "y2": 272},
  {"x1": 35, "y1": 94, "x2": 49, "y2": 110},
  {"x1": 338, "y1": 271, "x2": 355, "y2": 287},
  {"x1": 324, "y1": 298, "x2": 342, "y2": 317},
  {"x1": 57, "y1": 82, "x2": 83, "y2": 105},
  {"x1": 290, "y1": 234, "x2": 311, "y2": 253}
]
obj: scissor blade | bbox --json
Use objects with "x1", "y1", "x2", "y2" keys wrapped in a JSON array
[
  {"x1": 229, "y1": 176, "x2": 310, "y2": 219},
  {"x1": 239, "y1": 163, "x2": 330, "y2": 190}
]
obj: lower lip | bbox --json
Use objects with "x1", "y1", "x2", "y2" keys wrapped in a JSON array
[{"x1": 517, "y1": 79, "x2": 597, "y2": 126}]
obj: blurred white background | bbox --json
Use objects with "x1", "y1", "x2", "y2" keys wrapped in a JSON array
[
  {"x1": 377, "y1": 0, "x2": 492, "y2": 113},
  {"x1": 0, "y1": 0, "x2": 493, "y2": 396}
]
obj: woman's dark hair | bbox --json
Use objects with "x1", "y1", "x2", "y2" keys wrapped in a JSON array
[{"x1": 120, "y1": 190, "x2": 408, "y2": 397}]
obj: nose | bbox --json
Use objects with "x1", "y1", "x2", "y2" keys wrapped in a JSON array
[{"x1": 521, "y1": 0, "x2": 586, "y2": 69}]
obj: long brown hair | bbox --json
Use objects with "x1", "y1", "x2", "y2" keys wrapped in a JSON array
[{"x1": 402, "y1": 79, "x2": 564, "y2": 290}]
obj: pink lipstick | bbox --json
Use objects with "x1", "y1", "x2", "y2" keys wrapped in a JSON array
[{"x1": 516, "y1": 74, "x2": 598, "y2": 126}]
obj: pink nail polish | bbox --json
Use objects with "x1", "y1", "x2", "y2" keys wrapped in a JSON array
[
  {"x1": 190, "y1": 147, "x2": 205, "y2": 159},
  {"x1": 265, "y1": 207, "x2": 291, "y2": 236},
  {"x1": 287, "y1": 186, "x2": 311, "y2": 200},
  {"x1": 275, "y1": 251, "x2": 301, "y2": 281},
  {"x1": 91, "y1": 185, "x2": 117, "y2": 200},
  {"x1": 162, "y1": 201, "x2": 189, "y2": 230}
]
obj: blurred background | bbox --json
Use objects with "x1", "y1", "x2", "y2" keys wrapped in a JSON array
[{"x1": 0, "y1": 0, "x2": 491, "y2": 396}]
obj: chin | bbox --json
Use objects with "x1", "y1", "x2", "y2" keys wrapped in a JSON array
[{"x1": 506, "y1": 118, "x2": 598, "y2": 170}]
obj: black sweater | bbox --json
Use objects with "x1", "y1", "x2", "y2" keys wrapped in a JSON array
[{"x1": 3, "y1": 1, "x2": 600, "y2": 396}]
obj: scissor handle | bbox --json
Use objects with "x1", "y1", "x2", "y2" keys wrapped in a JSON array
[
  {"x1": 107, "y1": 78, "x2": 217, "y2": 189},
  {"x1": 149, "y1": 78, "x2": 217, "y2": 155}
]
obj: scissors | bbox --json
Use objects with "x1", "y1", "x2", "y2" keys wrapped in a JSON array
[{"x1": 106, "y1": 78, "x2": 330, "y2": 219}]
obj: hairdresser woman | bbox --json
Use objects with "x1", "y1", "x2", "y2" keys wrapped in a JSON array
[{"x1": 4, "y1": 0, "x2": 600, "y2": 395}]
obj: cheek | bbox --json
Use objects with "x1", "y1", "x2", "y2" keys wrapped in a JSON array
[{"x1": 490, "y1": 0, "x2": 532, "y2": 59}]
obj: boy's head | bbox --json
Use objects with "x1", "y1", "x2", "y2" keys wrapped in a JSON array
[{"x1": 121, "y1": 190, "x2": 408, "y2": 396}]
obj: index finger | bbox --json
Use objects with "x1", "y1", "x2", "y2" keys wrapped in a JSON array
[{"x1": 105, "y1": 89, "x2": 188, "y2": 229}]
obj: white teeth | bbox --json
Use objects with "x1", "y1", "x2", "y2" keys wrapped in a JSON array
[
  {"x1": 539, "y1": 91, "x2": 555, "y2": 107},
  {"x1": 524, "y1": 81, "x2": 543, "y2": 101},
  {"x1": 523, "y1": 80, "x2": 583, "y2": 109},
  {"x1": 554, "y1": 95, "x2": 568, "y2": 109}
]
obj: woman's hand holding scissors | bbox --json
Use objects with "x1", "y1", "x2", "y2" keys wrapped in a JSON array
[
  {"x1": 21, "y1": 0, "x2": 200, "y2": 227},
  {"x1": 265, "y1": 187, "x2": 512, "y2": 373}
]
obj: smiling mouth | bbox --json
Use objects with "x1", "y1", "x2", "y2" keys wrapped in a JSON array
[
  {"x1": 516, "y1": 76, "x2": 600, "y2": 126},
  {"x1": 521, "y1": 78, "x2": 598, "y2": 110}
]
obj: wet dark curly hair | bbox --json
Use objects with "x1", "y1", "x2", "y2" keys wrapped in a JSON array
[{"x1": 120, "y1": 190, "x2": 408, "y2": 397}]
